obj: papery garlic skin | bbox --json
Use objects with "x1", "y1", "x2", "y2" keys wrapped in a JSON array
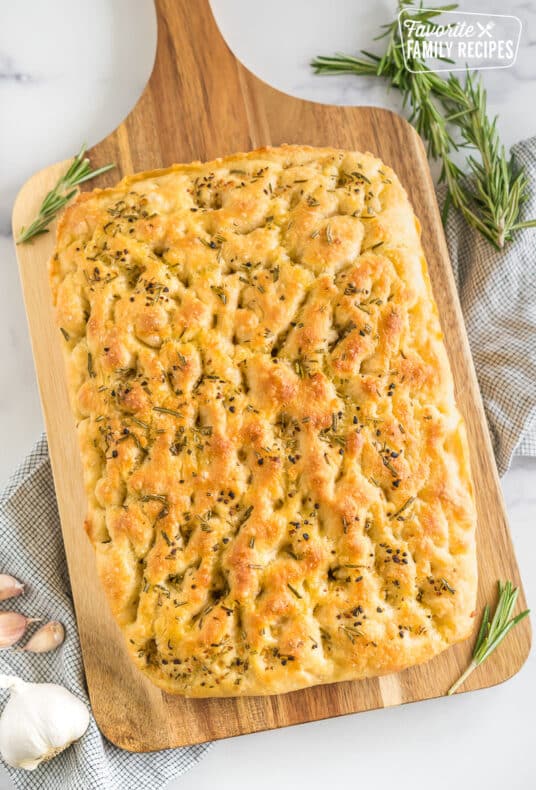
[
  {"x1": 0, "y1": 575, "x2": 24, "y2": 602},
  {"x1": 0, "y1": 613, "x2": 39, "y2": 648},
  {"x1": 0, "y1": 675, "x2": 89, "y2": 770},
  {"x1": 21, "y1": 621, "x2": 65, "y2": 653}
]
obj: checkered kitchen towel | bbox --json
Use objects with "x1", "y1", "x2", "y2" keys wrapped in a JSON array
[
  {"x1": 441, "y1": 135, "x2": 536, "y2": 475},
  {"x1": 0, "y1": 437, "x2": 211, "y2": 790},
  {"x1": 0, "y1": 138, "x2": 535, "y2": 790}
]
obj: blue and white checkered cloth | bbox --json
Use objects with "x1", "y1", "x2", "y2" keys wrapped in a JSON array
[{"x1": 441, "y1": 135, "x2": 536, "y2": 475}]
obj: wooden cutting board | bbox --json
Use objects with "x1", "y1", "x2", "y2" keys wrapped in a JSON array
[{"x1": 12, "y1": 0, "x2": 531, "y2": 751}]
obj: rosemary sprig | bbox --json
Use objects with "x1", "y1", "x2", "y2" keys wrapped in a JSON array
[
  {"x1": 17, "y1": 144, "x2": 115, "y2": 244},
  {"x1": 447, "y1": 580, "x2": 530, "y2": 695},
  {"x1": 311, "y1": 1, "x2": 536, "y2": 249}
]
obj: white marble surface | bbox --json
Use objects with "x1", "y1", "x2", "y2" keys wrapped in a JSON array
[{"x1": 0, "y1": 1, "x2": 534, "y2": 788}]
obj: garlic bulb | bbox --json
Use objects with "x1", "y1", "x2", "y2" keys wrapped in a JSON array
[
  {"x1": 20, "y1": 621, "x2": 65, "y2": 653},
  {"x1": 0, "y1": 674, "x2": 89, "y2": 770},
  {"x1": 0, "y1": 575, "x2": 24, "y2": 602},
  {"x1": 0, "y1": 613, "x2": 40, "y2": 648}
]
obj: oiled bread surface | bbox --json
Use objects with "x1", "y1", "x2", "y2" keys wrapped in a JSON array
[{"x1": 50, "y1": 145, "x2": 477, "y2": 697}]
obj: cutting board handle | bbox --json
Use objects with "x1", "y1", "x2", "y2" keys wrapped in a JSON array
[
  {"x1": 87, "y1": 0, "x2": 417, "y2": 185},
  {"x1": 89, "y1": 0, "x2": 257, "y2": 178}
]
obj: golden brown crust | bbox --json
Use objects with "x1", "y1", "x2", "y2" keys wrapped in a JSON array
[{"x1": 50, "y1": 145, "x2": 477, "y2": 697}]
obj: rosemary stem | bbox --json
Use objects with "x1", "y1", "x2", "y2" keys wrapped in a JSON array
[
  {"x1": 447, "y1": 659, "x2": 477, "y2": 695},
  {"x1": 17, "y1": 145, "x2": 115, "y2": 244},
  {"x1": 311, "y1": 1, "x2": 535, "y2": 248},
  {"x1": 447, "y1": 582, "x2": 529, "y2": 696}
]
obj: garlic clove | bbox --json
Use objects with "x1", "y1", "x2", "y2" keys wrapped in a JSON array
[
  {"x1": 0, "y1": 674, "x2": 90, "y2": 770},
  {"x1": 0, "y1": 575, "x2": 24, "y2": 602},
  {"x1": 0, "y1": 613, "x2": 40, "y2": 648},
  {"x1": 20, "y1": 621, "x2": 65, "y2": 653}
]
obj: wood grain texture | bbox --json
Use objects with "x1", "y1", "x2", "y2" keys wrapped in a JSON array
[{"x1": 12, "y1": 0, "x2": 530, "y2": 751}]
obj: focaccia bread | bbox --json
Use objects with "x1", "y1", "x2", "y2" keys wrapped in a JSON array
[{"x1": 50, "y1": 145, "x2": 477, "y2": 697}]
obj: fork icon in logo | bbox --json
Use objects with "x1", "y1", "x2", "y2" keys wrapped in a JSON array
[{"x1": 477, "y1": 21, "x2": 495, "y2": 38}]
